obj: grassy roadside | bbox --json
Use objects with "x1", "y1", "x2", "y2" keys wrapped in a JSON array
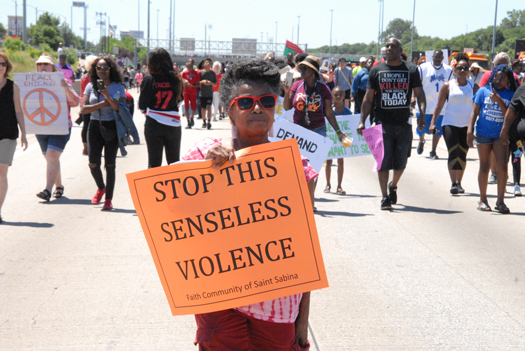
[{"x1": 4, "y1": 50, "x2": 37, "y2": 75}]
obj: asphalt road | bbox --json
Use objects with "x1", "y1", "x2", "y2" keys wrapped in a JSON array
[{"x1": 1, "y1": 90, "x2": 524, "y2": 350}]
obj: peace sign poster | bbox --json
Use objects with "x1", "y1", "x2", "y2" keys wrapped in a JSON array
[{"x1": 14, "y1": 72, "x2": 69, "y2": 135}]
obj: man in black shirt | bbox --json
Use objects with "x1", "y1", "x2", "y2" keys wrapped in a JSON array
[
  {"x1": 357, "y1": 38, "x2": 426, "y2": 210},
  {"x1": 199, "y1": 58, "x2": 217, "y2": 129}
]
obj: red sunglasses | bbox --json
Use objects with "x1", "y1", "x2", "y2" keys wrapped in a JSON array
[{"x1": 229, "y1": 95, "x2": 278, "y2": 110}]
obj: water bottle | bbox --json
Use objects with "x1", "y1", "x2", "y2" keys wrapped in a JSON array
[{"x1": 113, "y1": 91, "x2": 120, "y2": 101}]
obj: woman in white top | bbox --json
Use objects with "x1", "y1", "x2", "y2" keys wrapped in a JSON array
[{"x1": 430, "y1": 53, "x2": 479, "y2": 195}]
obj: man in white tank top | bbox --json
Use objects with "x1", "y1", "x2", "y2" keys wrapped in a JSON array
[{"x1": 416, "y1": 50, "x2": 453, "y2": 159}]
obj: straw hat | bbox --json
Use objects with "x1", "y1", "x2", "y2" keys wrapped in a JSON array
[
  {"x1": 298, "y1": 55, "x2": 321, "y2": 78},
  {"x1": 84, "y1": 55, "x2": 98, "y2": 73},
  {"x1": 470, "y1": 62, "x2": 483, "y2": 71},
  {"x1": 35, "y1": 54, "x2": 59, "y2": 72}
]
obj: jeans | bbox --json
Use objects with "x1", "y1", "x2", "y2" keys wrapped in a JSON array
[{"x1": 88, "y1": 120, "x2": 119, "y2": 200}]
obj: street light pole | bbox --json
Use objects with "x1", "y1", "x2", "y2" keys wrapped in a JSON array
[
  {"x1": 275, "y1": 22, "x2": 278, "y2": 53},
  {"x1": 297, "y1": 16, "x2": 300, "y2": 44},
  {"x1": 329, "y1": 9, "x2": 333, "y2": 57},
  {"x1": 156, "y1": 9, "x2": 159, "y2": 39},
  {"x1": 491, "y1": 0, "x2": 498, "y2": 63},
  {"x1": 147, "y1": 0, "x2": 151, "y2": 56},
  {"x1": 378, "y1": 0, "x2": 383, "y2": 56},
  {"x1": 410, "y1": 0, "x2": 416, "y2": 57}
]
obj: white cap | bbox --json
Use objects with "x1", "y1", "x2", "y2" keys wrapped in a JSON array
[{"x1": 360, "y1": 57, "x2": 366, "y2": 62}]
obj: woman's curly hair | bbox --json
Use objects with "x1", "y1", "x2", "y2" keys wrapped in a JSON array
[
  {"x1": 219, "y1": 59, "x2": 281, "y2": 109},
  {"x1": 90, "y1": 55, "x2": 123, "y2": 92}
]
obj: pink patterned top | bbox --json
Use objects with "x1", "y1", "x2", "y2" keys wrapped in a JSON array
[{"x1": 182, "y1": 137, "x2": 318, "y2": 323}]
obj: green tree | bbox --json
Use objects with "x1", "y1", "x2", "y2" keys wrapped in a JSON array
[
  {"x1": 28, "y1": 12, "x2": 63, "y2": 50},
  {"x1": 500, "y1": 10, "x2": 525, "y2": 30},
  {"x1": 0, "y1": 22, "x2": 6, "y2": 38},
  {"x1": 381, "y1": 18, "x2": 416, "y2": 44}
]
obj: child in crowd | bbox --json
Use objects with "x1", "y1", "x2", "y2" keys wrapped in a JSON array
[{"x1": 325, "y1": 86, "x2": 352, "y2": 195}]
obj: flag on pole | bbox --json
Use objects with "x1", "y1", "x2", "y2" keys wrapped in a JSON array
[
  {"x1": 109, "y1": 24, "x2": 115, "y2": 37},
  {"x1": 283, "y1": 40, "x2": 304, "y2": 57}
]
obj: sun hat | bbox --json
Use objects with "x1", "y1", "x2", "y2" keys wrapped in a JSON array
[
  {"x1": 360, "y1": 57, "x2": 366, "y2": 63},
  {"x1": 84, "y1": 55, "x2": 98, "y2": 73},
  {"x1": 298, "y1": 55, "x2": 321, "y2": 77},
  {"x1": 35, "y1": 55, "x2": 56, "y2": 65},
  {"x1": 470, "y1": 62, "x2": 483, "y2": 70}
]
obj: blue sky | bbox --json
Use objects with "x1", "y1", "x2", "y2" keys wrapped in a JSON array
[{"x1": 2, "y1": 0, "x2": 523, "y2": 49}]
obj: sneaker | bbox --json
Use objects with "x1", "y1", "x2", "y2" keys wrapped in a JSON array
[
  {"x1": 202, "y1": 122, "x2": 207, "y2": 128},
  {"x1": 190, "y1": 117, "x2": 195, "y2": 127},
  {"x1": 381, "y1": 196, "x2": 392, "y2": 210},
  {"x1": 185, "y1": 125, "x2": 192, "y2": 129},
  {"x1": 456, "y1": 182, "x2": 465, "y2": 194},
  {"x1": 102, "y1": 199, "x2": 113, "y2": 211},
  {"x1": 388, "y1": 182, "x2": 397, "y2": 204},
  {"x1": 514, "y1": 184, "x2": 522, "y2": 197},
  {"x1": 92, "y1": 188, "x2": 106, "y2": 205},
  {"x1": 207, "y1": 121, "x2": 212, "y2": 130},
  {"x1": 429, "y1": 150, "x2": 439, "y2": 159},
  {"x1": 488, "y1": 173, "x2": 497, "y2": 184},
  {"x1": 450, "y1": 183, "x2": 459, "y2": 195},
  {"x1": 82, "y1": 149, "x2": 88, "y2": 155},
  {"x1": 417, "y1": 140, "x2": 425, "y2": 155},
  {"x1": 213, "y1": 117, "x2": 217, "y2": 122}
]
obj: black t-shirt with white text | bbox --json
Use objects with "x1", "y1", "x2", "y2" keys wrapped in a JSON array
[{"x1": 367, "y1": 61, "x2": 422, "y2": 125}]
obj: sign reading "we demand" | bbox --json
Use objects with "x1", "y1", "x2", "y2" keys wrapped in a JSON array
[{"x1": 126, "y1": 139, "x2": 328, "y2": 316}]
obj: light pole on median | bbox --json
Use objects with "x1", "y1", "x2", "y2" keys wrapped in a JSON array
[
  {"x1": 297, "y1": 16, "x2": 300, "y2": 44},
  {"x1": 410, "y1": 0, "x2": 416, "y2": 57},
  {"x1": 275, "y1": 22, "x2": 278, "y2": 53},
  {"x1": 377, "y1": 0, "x2": 383, "y2": 56},
  {"x1": 491, "y1": 0, "x2": 498, "y2": 64},
  {"x1": 329, "y1": 9, "x2": 333, "y2": 57},
  {"x1": 156, "y1": 9, "x2": 159, "y2": 39}
]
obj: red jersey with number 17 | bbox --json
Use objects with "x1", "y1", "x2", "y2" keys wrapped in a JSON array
[{"x1": 182, "y1": 69, "x2": 200, "y2": 94}]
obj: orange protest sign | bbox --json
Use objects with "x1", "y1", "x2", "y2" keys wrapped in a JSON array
[{"x1": 126, "y1": 139, "x2": 328, "y2": 316}]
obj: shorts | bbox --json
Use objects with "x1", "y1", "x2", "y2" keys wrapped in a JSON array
[
  {"x1": 194, "y1": 309, "x2": 309, "y2": 351},
  {"x1": 36, "y1": 128, "x2": 71, "y2": 154},
  {"x1": 380, "y1": 123, "x2": 413, "y2": 172},
  {"x1": 344, "y1": 89, "x2": 351, "y2": 100},
  {"x1": 0, "y1": 139, "x2": 17, "y2": 165},
  {"x1": 184, "y1": 92, "x2": 198, "y2": 111},
  {"x1": 416, "y1": 113, "x2": 443, "y2": 136},
  {"x1": 475, "y1": 134, "x2": 500, "y2": 145},
  {"x1": 201, "y1": 96, "x2": 213, "y2": 108},
  {"x1": 310, "y1": 125, "x2": 326, "y2": 137}
]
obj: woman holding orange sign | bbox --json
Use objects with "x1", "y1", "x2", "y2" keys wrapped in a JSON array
[{"x1": 182, "y1": 60, "x2": 313, "y2": 350}]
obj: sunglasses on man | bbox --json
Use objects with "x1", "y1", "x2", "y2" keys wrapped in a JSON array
[{"x1": 229, "y1": 95, "x2": 277, "y2": 110}]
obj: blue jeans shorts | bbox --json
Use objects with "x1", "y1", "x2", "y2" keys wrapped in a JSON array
[
  {"x1": 310, "y1": 125, "x2": 327, "y2": 137},
  {"x1": 475, "y1": 134, "x2": 500, "y2": 145},
  {"x1": 36, "y1": 128, "x2": 71, "y2": 154}
]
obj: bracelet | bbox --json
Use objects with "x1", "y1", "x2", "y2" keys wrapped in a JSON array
[{"x1": 335, "y1": 129, "x2": 341, "y2": 133}]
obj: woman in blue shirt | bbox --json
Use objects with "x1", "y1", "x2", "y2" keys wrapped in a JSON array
[{"x1": 467, "y1": 65, "x2": 517, "y2": 213}]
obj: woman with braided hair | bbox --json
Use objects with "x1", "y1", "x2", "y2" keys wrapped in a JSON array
[{"x1": 467, "y1": 64, "x2": 517, "y2": 213}]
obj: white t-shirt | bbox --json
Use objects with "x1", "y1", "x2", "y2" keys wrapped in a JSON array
[{"x1": 417, "y1": 62, "x2": 453, "y2": 114}]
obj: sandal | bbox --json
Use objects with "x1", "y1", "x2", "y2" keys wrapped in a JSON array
[
  {"x1": 53, "y1": 186, "x2": 64, "y2": 198},
  {"x1": 495, "y1": 202, "x2": 510, "y2": 214},
  {"x1": 336, "y1": 187, "x2": 346, "y2": 195},
  {"x1": 477, "y1": 201, "x2": 491, "y2": 212},
  {"x1": 323, "y1": 185, "x2": 331, "y2": 193},
  {"x1": 37, "y1": 189, "x2": 51, "y2": 202}
]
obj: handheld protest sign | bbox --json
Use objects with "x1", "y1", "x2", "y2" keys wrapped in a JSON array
[
  {"x1": 269, "y1": 119, "x2": 331, "y2": 173},
  {"x1": 325, "y1": 114, "x2": 372, "y2": 159},
  {"x1": 361, "y1": 124, "x2": 384, "y2": 172},
  {"x1": 126, "y1": 139, "x2": 328, "y2": 316},
  {"x1": 14, "y1": 72, "x2": 69, "y2": 135}
]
